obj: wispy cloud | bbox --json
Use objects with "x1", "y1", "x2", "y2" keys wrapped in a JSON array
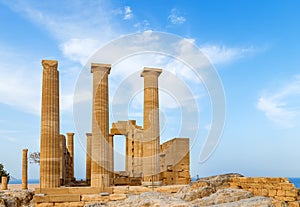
[
  {"x1": 257, "y1": 75, "x2": 300, "y2": 128},
  {"x1": 200, "y1": 44, "x2": 256, "y2": 65},
  {"x1": 123, "y1": 6, "x2": 133, "y2": 20},
  {"x1": 168, "y1": 8, "x2": 186, "y2": 25}
]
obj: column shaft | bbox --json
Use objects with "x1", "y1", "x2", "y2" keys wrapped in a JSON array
[
  {"x1": 22, "y1": 149, "x2": 28, "y2": 190},
  {"x1": 109, "y1": 134, "x2": 114, "y2": 184},
  {"x1": 59, "y1": 135, "x2": 66, "y2": 185},
  {"x1": 141, "y1": 68, "x2": 162, "y2": 184},
  {"x1": 67, "y1": 132, "x2": 75, "y2": 181},
  {"x1": 1, "y1": 176, "x2": 7, "y2": 190},
  {"x1": 40, "y1": 59, "x2": 60, "y2": 188},
  {"x1": 91, "y1": 63, "x2": 111, "y2": 189},
  {"x1": 86, "y1": 133, "x2": 92, "y2": 184}
]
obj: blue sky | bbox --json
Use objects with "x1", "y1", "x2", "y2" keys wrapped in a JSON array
[{"x1": 0, "y1": 0, "x2": 300, "y2": 180}]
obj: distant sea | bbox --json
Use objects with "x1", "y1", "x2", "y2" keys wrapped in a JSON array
[
  {"x1": 9, "y1": 179, "x2": 39, "y2": 184},
  {"x1": 8, "y1": 178, "x2": 300, "y2": 188}
]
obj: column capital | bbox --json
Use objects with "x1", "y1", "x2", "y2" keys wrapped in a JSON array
[
  {"x1": 42, "y1": 60, "x2": 58, "y2": 70},
  {"x1": 141, "y1": 67, "x2": 162, "y2": 77},
  {"x1": 91, "y1": 63, "x2": 111, "y2": 74},
  {"x1": 66, "y1": 132, "x2": 75, "y2": 136},
  {"x1": 23, "y1": 148, "x2": 28, "y2": 152},
  {"x1": 86, "y1": 133, "x2": 92, "y2": 137}
]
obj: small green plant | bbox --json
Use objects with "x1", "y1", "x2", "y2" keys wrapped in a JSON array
[{"x1": 0, "y1": 163, "x2": 10, "y2": 183}]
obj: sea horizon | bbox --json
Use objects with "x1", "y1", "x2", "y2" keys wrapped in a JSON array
[{"x1": 8, "y1": 178, "x2": 300, "y2": 188}]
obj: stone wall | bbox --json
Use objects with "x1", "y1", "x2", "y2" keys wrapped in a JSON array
[
  {"x1": 160, "y1": 138, "x2": 190, "y2": 185},
  {"x1": 229, "y1": 177, "x2": 299, "y2": 203}
]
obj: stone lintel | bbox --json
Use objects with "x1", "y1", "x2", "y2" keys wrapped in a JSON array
[
  {"x1": 91, "y1": 63, "x2": 111, "y2": 74},
  {"x1": 140, "y1": 67, "x2": 162, "y2": 77},
  {"x1": 42, "y1": 59, "x2": 58, "y2": 70}
]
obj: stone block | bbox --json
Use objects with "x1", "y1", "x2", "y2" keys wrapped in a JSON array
[
  {"x1": 275, "y1": 196, "x2": 296, "y2": 202},
  {"x1": 269, "y1": 189, "x2": 277, "y2": 197},
  {"x1": 36, "y1": 203, "x2": 54, "y2": 207},
  {"x1": 277, "y1": 190, "x2": 286, "y2": 197},
  {"x1": 272, "y1": 200, "x2": 285, "y2": 207},
  {"x1": 68, "y1": 187, "x2": 101, "y2": 194},
  {"x1": 286, "y1": 190, "x2": 298, "y2": 197},
  {"x1": 81, "y1": 194, "x2": 109, "y2": 202},
  {"x1": 281, "y1": 183, "x2": 296, "y2": 190},
  {"x1": 54, "y1": 202, "x2": 84, "y2": 207},
  {"x1": 155, "y1": 185, "x2": 186, "y2": 193},
  {"x1": 262, "y1": 189, "x2": 269, "y2": 196},
  {"x1": 35, "y1": 188, "x2": 69, "y2": 195},
  {"x1": 109, "y1": 194, "x2": 127, "y2": 201},
  {"x1": 288, "y1": 202, "x2": 300, "y2": 207}
]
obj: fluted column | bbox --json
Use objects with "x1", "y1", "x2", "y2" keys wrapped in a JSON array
[
  {"x1": 141, "y1": 67, "x2": 162, "y2": 185},
  {"x1": 86, "y1": 133, "x2": 92, "y2": 185},
  {"x1": 91, "y1": 63, "x2": 111, "y2": 189},
  {"x1": 40, "y1": 59, "x2": 60, "y2": 188},
  {"x1": 59, "y1": 134, "x2": 66, "y2": 185},
  {"x1": 108, "y1": 134, "x2": 114, "y2": 184},
  {"x1": 67, "y1": 132, "x2": 75, "y2": 181},
  {"x1": 1, "y1": 176, "x2": 7, "y2": 190},
  {"x1": 22, "y1": 149, "x2": 28, "y2": 190}
]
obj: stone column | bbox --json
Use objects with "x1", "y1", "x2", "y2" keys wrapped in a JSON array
[
  {"x1": 1, "y1": 176, "x2": 7, "y2": 190},
  {"x1": 22, "y1": 149, "x2": 28, "y2": 190},
  {"x1": 108, "y1": 134, "x2": 114, "y2": 184},
  {"x1": 67, "y1": 132, "x2": 75, "y2": 181},
  {"x1": 91, "y1": 63, "x2": 111, "y2": 189},
  {"x1": 40, "y1": 60, "x2": 60, "y2": 188},
  {"x1": 59, "y1": 135, "x2": 66, "y2": 185},
  {"x1": 86, "y1": 133, "x2": 92, "y2": 185},
  {"x1": 141, "y1": 67, "x2": 162, "y2": 185}
]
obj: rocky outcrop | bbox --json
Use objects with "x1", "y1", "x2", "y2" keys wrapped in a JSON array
[
  {"x1": 0, "y1": 190, "x2": 34, "y2": 207},
  {"x1": 5, "y1": 174, "x2": 300, "y2": 207}
]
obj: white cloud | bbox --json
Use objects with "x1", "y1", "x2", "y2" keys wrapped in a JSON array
[
  {"x1": 200, "y1": 44, "x2": 255, "y2": 65},
  {"x1": 2, "y1": 1, "x2": 121, "y2": 65},
  {"x1": 0, "y1": 61, "x2": 41, "y2": 115},
  {"x1": 257, "y1": 75, "x2": 300, "y2": 128},
  {"x1": 168, "y1": 8, "x2": 186, "y2": 25},
  {"x1": 123, "y1": 6, "x2": 133, "y2": 20},
  {"x1": 60, "y1": 38, "x2": 101, "y2": 65}
]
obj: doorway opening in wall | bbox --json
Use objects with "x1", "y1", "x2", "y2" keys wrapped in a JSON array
[{"x1": 113, "y1": 135, "x2": 126, "y2": 172}]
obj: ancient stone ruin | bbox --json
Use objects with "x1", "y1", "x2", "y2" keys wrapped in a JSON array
[{"x1": 34, "y1": 60, "x2": 190, "y2": 204}]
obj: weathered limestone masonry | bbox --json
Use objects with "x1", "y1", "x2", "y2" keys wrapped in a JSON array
[
  {"x1": 59, "y1": 134, "x2": 66, "y2": 185},
  {"x1": 110, "y1": 120, "x2": 143, "y2": 178},
  {"x1": 67, "y1": 132, "x2": 75, "y2": 181},
  {"x1": 91, "y1": 63, "x2": 111, "y2": 189},
  {"x1": 229, "y1": 177, "x2": 300, "y2": 204},
  {"x1": 108, "y1": 133, "x2": 114, "y2": 183},
  {"x1": 1, "y1": 176, "x2": 7, "y2": 190},
  {"x1": 160, "y1": 138, "x2": 190, "y2": 185},
  {"x1": 40, "y1": 59, "x2": 60, "y2": 188},
  {"x1": 22, "y1": 148, "x2": 28, "y2": 190},
  {"x1": 86, "y1": 133, "x2": 92, "y2": 185},
  {"x1": 141, "y1": 67, "x2": 162, "y2": 185}
]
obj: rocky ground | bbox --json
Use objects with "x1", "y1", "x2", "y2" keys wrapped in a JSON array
[{"x1": 0, "y1": 174, "x2": 299, "y2": 207}]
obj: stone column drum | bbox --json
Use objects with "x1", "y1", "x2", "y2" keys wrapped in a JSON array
[
  {"x1": 91, "y1": 63, "x2": 111, "y2": 189},
  {"x1": 141, "y1": 67, "x2": 162, "y2": 185},
  {"x1": 108, "y1": 134, "x2": 114, "y2": 184},
  {"x1": 86, "y1": 133, "x2": 92, "y2": 185},
  {"x1": 22, "y1": 149, "x2": 28, "y2": 190},
  {"x1": 1, "y1": 176, "x2": 7, "y2": 190},
  {"x1": 67, "y1": 132, "x2": 75, "y2": 181},
  {"x1": 59, "y1": 134, "x2": 66, "y2": 185},
  {"x1": 40, "y1": 60, "x2": 60, "y2": 188}
]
